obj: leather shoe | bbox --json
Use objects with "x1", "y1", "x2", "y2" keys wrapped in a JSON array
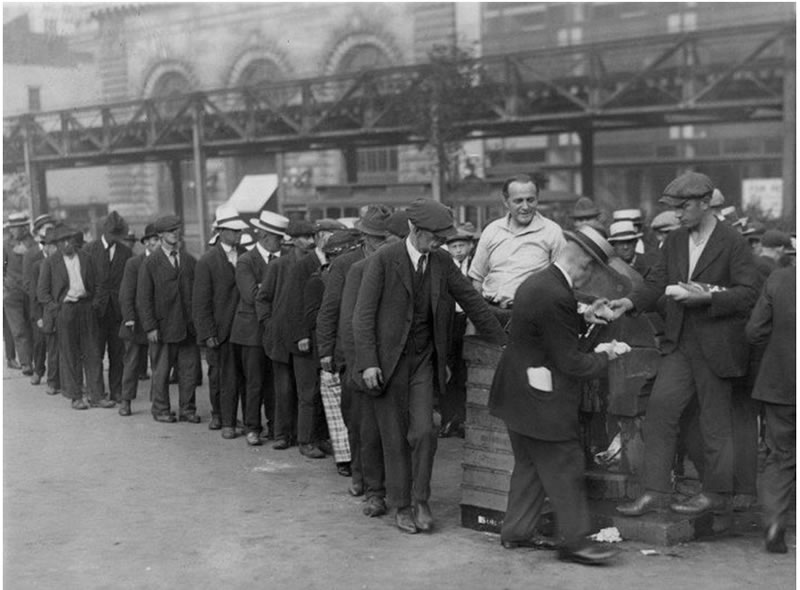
[
  {"x1": 363, "y1": 496, "x2": 387, "y2": 518},
  {"x1": 153, "y1": 413, "x2": 176, "y2": 423},
  {"x1": 221, "y1": 427, "x2": 237, "y2": 439},
  {"x1": 179, "y1": 413, "x2": 201, "y2": 423},
  {"x1": 299, "y1": 443, "x2": 326, "y2": 459},
  {"x1": 670, "y1": 492, "x2": 730, "y2": 516},
  {"x1": 21, "y1": 364, "x2": 33, "y2": 376},
  {"x1": 501, "y1": 534, "x2": 558, "y2": 551},
  {"x1": 45, "y1": 387, "x2": 59, "y2": 396},
  {"x1": 414, "y1": 501, "x2": 434, "y2": 532},
  {"x1": 558, "y1": 541, "x2": 618, "y2": 565},
  {"x1": 30, "y1": 373, "x2": 42, "y2": 385},
  {"x1": 71, "y1": 399, "x2": 89, "y2": 410},
  {"x1": 765, "y1": 523, "x2": 788, "y2": 554},
  {"x1": 259, "y1": 428, "x2": 273, "y2": 441},
  {"x1": 89, "y1": 398, "x2": 116, "y2": 409},
  {"x1": 395, "y1": 507, "x2": 418, "y2": 534},
  {"x1": 245, "y1": 432, "x2": 262, "y2": 446},
  {"x1": 318, "y1": 439, "x2": 334, "y2": 456},
  {"x1": 118, "y1": 400, "x2": 132, "y2": 416},
  {"x1": 7, "y1": 359, "x2": 21, "y2": 370},
  {"x1": 208, "y1": 415, "x2": 222, "y2": 430},
  {"x1": 348, "y1": 481, "x2": 365, "y2": 497},
  {"x1": 616, "y1": 491, "x2": 669, "y2": 517},
  {"x1": 272, "y1": 436, "x2": 292, "y2": 450},
  {"x1": 336, "y1": 462, "x2": 352, "y2": 477}
]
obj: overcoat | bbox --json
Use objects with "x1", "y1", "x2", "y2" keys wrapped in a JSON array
[
  {"x1": 193, "y1": 244, "x2": 241, "y2": 345},
  {"x1": 83, "y1": 239, "x2": 132, "y2": 319},
  {"x1": 230, "y1": 247, "x2": 271, "y2": 347},
  {"x1": 118, "y1": 253, "x2": 147, "y2": 344},
  {"x1": 136, "y1": 247, "x2": 196, "y2": 344}
]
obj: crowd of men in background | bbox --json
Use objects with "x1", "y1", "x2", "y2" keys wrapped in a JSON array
[{"x1": 2, "y1": 171, "x2": 795, "y2": 564}]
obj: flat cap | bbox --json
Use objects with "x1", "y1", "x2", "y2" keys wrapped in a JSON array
[
  {"x1": 406, "y1": 199, "x2": 457, "y2": 239},
  {"x1": 315, "y1": 218, "x2": 347, "y2": 233},
  {"x1": 386, "y1": 210, "x2": 410, "y2": 238},
  {"x1": 286, "y1": 219, "x2": 316, "y2": 237},
  {"x1": 153, "y1": 215, "x2": 182, "y2": 233},
  {"x1": 140, "y1": 223, "x2": 158, "y2": 243},
  {"x1": 761, "y1": 229, "x2": 792, "y2": 249},
  {"x1": 571, "y1": 197, "x2": 601, "y2": 220},
  {"x1": 660, "y1": 172, "x2": 714, "y2": 207},
  {"x1": 103, "y1": 210, "x2": 128, "y2": 236},
  {"x1": 650, "y1": 210, "x2": 680, "y2": 232},
  {"x1": 354, "y1": 204, "x2": 392, "y2": 237},
  {"x1": 322, "y1": 228, "x2": 362, "y2": 256}
]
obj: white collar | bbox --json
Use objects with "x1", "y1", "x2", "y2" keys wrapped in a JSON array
[
  {"x1": 256, "y1": 242, "x2": 278, "y2": 263},
  {"x1": 553, "y1": 261, "x2": 573, "y2": 289},
  {"x1": 314, "y1": 246, "x2": 327, "y2": 266},
  {"x1": 101, "y1": 235, "x2": 114, "y2": 250},
  {"x1": 405, "y1": 236, "x2": 425, "y2": 269},
  {"x1": 220, "y1": 242, "x2": 233, "y2": 254}
]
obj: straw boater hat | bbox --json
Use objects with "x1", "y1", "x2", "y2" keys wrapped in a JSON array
[
  {"x1": 612, "y1": 208, "x2": 642, "y2": 223},
  {"x1": 709, "y1": 188, "x2": 725, "y2": 208},
  {"x1": 563, "y1": 225, "x2": 615, "y2": 266},
  {"x1": 212, "y1": 204, "x2": 249, "y2": 231},
  {"x1": 32, "y1": 213, "x2": 55, "y2": 233},
  {"x1": 249, "y1": 210, "x2": 290, "y2": 237},
  {"x1": 5, "y1": 212, "x2": 31, "y2": 228},
  {"x1": 607, "y1": 220, "x2": 643, "y2": 243}
]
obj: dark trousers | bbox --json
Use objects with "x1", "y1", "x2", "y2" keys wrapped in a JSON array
[
  {"x1": 643, "y1": 329, "x2": 734, "y2": 494},
  {"x1": 4, "y1": 289, "x2": 31, "y2": 366},
  {"x1": 121, "y1": 339, "x2": 149, "y2": 401},
  {"x1": 293, "y1": 353, "x2": 321, "y2": 445},
  {"x1": 760, "y1": 403, "x2": 795, "y2": 528},
  {"x1": 206, "y1": 341, "x2": 243, "y2": 428},
  {"x1": 342, "y1": 372, "x2": 362, "y2": 482},
  {"x1": 137, "y1": 348, "x2": 149, "y2": 376},
  {"x1": 4, "y1": 310, "x2": 16, "y2": 361},
  {"x1": 97, "y1": 312, "x2": 125, "y2": 400},
  {"x1": 57, "y1": 300, "x2": 103, "y2": 401},
  {"x1": 31, "y1": 322, "x2": 47, "y2": 377},
  {"x1": 271, "y1": 359, "x2": 297, "y2": 441},
  {"x1": 731, "y1": 377, "x2": 760, "y2": 495},
  {"x1": 503, "y1": 429, "x2": 591, "y2": 548},
  {"x1": 151, "y1": 338, "x2": 198, "y2": 417},
  {"x1": 241, "y1": 344, "x2": 273, "y2": 434},
  {"x1": 357, "y1": 384, "x2": 386, "y2": 500},
  {"x1": 441, "y1": 311, "x2": 467, "y2": 426},
  {"x1": 373, "y1": 345, "x2": 437, "y2": 509},
  {"x1": 45, "y1": 331, "x2": 59, "y2": 390}
]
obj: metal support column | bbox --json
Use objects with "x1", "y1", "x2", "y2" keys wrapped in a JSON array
[
  {"x1": 579, "y1": 127, "x2": 594, "y2": 197},
  {"x1": 343, "y1": 146, "x2": 358, "y2": 184},
  {"x1": 191, "y1": 96, "x2": 208, "y2": 248},
  {"x1": 169, "y1": 160, "x2": 184, "y2": 221},
  {"x1": 782, "y1": 34, "x2": 795, "y2": 223},
  {"x1": 32, "y1": 166, "x2": 48, "y2": 217}
]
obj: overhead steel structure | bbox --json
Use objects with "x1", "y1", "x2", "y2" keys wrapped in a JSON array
[{"x1": 4, "y1": 21, "x2": 794, "y2": 243}]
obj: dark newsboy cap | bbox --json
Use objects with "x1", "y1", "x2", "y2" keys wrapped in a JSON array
[
  {"x1": 314, "y1": 218, "x2": 347, "y2": 233},
  {"x1": 153, "y1": 215, "x2": 182, "y2": 233},
  {"x1": 660, "y1": 172, "x2": 714, "y2": 207},
  {"x1": 761, "y1": 229, "x2": 792, "y2": 249},
  {"x1": 386, "y1": 210, "x2": 410, "y2": 238},
  {"x1": 286, "y1": 219, "x2": 316, "y2": 237},
  {"x1": 406, "y1": 199, "x2": 457, "y2": 239},
  {"x1": 322, "y1": 228, "x2": 362, "y2": 256}
]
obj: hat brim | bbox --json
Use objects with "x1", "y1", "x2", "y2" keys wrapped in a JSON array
[
  {"x1": 140, "y1": 233, "x2": 158, "y2": 243},
  {"x1": 5, "y1": 220, "x2": 30, "y2": 228},
  {"x1": 564, "y1": 230, "x2": 610, "y2": 266},
  {"x1": 214, "y1": 219, "x2": 250, "y2": 231},
  {"x1": 608, "y1": 232, "x2": 643, "y2": 243},
  {"x1": 353, "y1": 219, "x2": 389, "y2": 237},
  {"x1": 432, "y1": 225, "x2": 458, "y2": 240},
  {"x1": 249, "y1": 218, "x2": 288, "y2": 237},
  {"x1": 571, "y1": 210, "x2": 601, "y2": 220}
]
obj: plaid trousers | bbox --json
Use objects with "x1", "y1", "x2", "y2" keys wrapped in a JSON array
[{"x1": 320, "y1": 369, "x2": 351, "y2": 463}]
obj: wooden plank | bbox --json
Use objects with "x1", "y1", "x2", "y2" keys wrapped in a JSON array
[{"x1": 462, "y1": 445, "x2": 515, "y2": 472}]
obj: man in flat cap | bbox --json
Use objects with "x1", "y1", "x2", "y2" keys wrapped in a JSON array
[
  {"x1": 232, "y1": 210, "x2": 290, "y2": 445},
  {"x1": 469, "y1": 174, "x2": 566, "y2": 321},
  {"x1": 194, "y1": 204, "x2": 249, "y2": 436},
  {"x1": 83, "y1": 210, "x2": 132, "y2": 404},
  {"x1": 137, "y1": 215, "x2": 200, "y2": 423},
  {"x1": 117, "y1": 223, "x2": 160, "y2": 416},
  {"x1": 650, "y1": 210, "x2": 680, "y2": 248},
  {"x1": 755, "y1": 229, "x2": 792, "y2": 280},
  {"x1": 23, "y1": 213, "x2": 56, "y2": 385},
  {"x1": 256, "y1": 218, "x2": 317, "y2": 450},
  {"x1": 37, "y1": 225, "x2": 113, "y2": 410},
  {"x1": 353, "y1": 198, "x2": 507, "y2": 534},
  {"x1": 317, "y1": 205, "x2": 391, "y2": 483},
  {"x1": 609, "y1": 171, "x2": 759, "y2": 517},
  {"x1": 4, "y1": 212, "x2": 36, "y2": 376},
  {"x1": 489, "y1": 225, "x2": 624, "y2": 565}
]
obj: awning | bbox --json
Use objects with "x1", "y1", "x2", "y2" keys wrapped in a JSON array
[{"x1": 227, "y1": 174, "x2": 278, "y2": 215}]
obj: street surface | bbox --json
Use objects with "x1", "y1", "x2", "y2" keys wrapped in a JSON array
[{"x1": 3, "y1": 365, "x2": 795, "y2": 590}]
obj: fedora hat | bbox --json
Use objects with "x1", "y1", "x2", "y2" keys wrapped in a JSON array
[
  {"x1": 44, "y1": 224, "x2": 81, "y2": 244},
  {"x1": 564, "y1": 225, "x2": 615, "y2": 266},
  {"x1": 354, "y1": 204, "x2": 392, "y2": 237},
  {"x1": 140, "y1": 223, "x2": 158, "y2": 243},
  {"x1": 571, "y1": 197, "x2": 601, "y2": 220},
  {"x1": 103, "y1": 211, "x2": 128, "y2": 236},
  {"x1": 608, "y1": 220, "x2": 643, "y2": 243},
  {"x1": 250, "y1": 210, "x2": 290, "y2": 236},
  {"x1": 213, "y1": 204, "x2": 249, "y2": 231}
]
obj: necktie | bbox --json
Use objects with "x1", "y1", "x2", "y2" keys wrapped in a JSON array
[
  {"x1": 416, "y1": 255, "x2": 426, "y2": 279},
  {"x1": 106, "y1": 243, "x2": 113, "y2": 263},
  {"x1": 170, "y1": 250, "x2": 179, "y2": 269}
]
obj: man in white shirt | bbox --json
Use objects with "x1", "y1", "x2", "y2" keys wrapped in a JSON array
[{"x1": 469, "y1": 174, "x2": 566, "y2": 322}]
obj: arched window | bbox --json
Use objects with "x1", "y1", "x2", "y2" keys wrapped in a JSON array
[
  {"x1": 238, "y1": 58, "x2": 284, "y2": 86},
  {"x1": 150, "y1": 71, "x2": 191, "y2": 118},
  {"x1": 336, "y1": 44, "x2": 397, "y2": 183}
]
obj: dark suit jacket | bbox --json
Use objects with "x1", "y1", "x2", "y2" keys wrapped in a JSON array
[
  {"x1": 256, "y1": 247, "x2": 308, "y2": 362},
  {"x1": 353, "y1": 240, "x2": 506, "y2": 396},
  {"x1": 231, "y1": 247, "x2": 273, "y2": 347},
  {"x1": 37, "y1": 250, "x2": 96, "y2": 333},
  {"x1": 118, "y1": 253, "x2": 147, "y2": 344},
  {"x1": 193, "y1": 244, "x2": 241, "y2": 345},
  {"x1": 29, "y1": 256, "x2": 45, "y2": 323},
  {"x1": 83, "y1": 238, "x2": 132, "y2": 319},
  {"x1": 22, "y1": 244, "x2": 43, "y2": 301},
  {"x1": 287, "y1": 249, "x2": 323, "y2": 350},
  {"x1": 316, "y1": 247, "x2": 366, "y2": 364},
  {"x1": 629, "y1": 220, "x2": 759, "y2": 378},
  {"x1": 489, "y1": 265, "x2": 608, "y2": 441},
  {"x1": 746, "y1": 266, "x2": 795, "y2": 405},
  {"x1": 137, "y1": 247, "x2": 196, "y2": 344}
]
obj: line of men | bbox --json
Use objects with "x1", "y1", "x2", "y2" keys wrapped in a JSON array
[{"x1": 4, "y1": 170, "x2": 794, "y2": 563}]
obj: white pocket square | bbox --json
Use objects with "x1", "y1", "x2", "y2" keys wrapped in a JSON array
[{"x1": 526, "y1": 367, "x2": 553, "y2": 392}]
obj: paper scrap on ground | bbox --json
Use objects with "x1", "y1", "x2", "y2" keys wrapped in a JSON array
[
  {"x1": 590, "y1": 527, "x2": 623, "y2": 543},
  {"x1": 640, "y1": 549, "x2": 660, "y2": 556}
]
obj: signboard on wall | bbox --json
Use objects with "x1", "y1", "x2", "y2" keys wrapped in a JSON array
[{"x1": 742, "y1": 178, "x2": 783, "y2": 218}]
